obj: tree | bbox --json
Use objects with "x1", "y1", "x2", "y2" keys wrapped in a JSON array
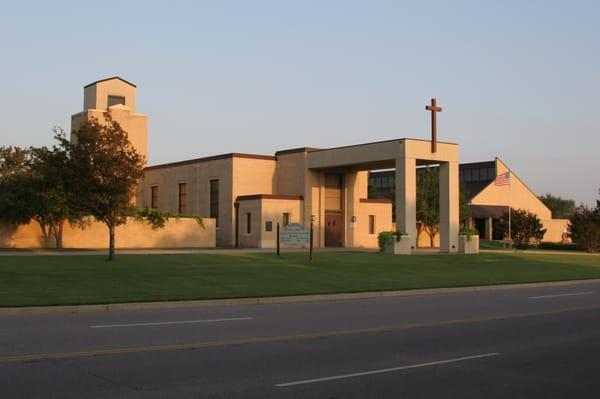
[
  {"x1": 501, "y1": 208, "x2": 547, "y2": 247},
  {"x1": 568, "y1": 202, "x2": 600, "y2": 253},
  {"x1": 416, "y1": 167, "x2": 440, "y2": 247},
  {"x1": 29, "y1": 140, "x2": 78, "y2": 248},
  {"x1": 0, "y1": 147, "x2": 52, "y2": 242},
  {"x1": 0, "y1": 146, "x2": 30, "y2": 178},
  {"x1": 0, "y1": 143, "x2": 78, "y2": 248},
  {"x1": 59, "y1": 114, "x2": 145, "y2": 260},
  {"x1": 0, "y1": 148, "x2": 37, "y2": 229},
  {"x1": 459, "y1": 185, "x2": 470, "y2": 229},
  {"x1": 539, "y1": 193, "x2": 576, "y2": 219}
]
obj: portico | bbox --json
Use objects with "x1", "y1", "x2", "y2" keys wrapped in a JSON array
[{"x1": 307, "y1": 138, "x2": 460, "y2": 253}]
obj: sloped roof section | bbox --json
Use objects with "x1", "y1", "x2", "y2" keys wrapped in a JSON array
[{"x1": 84, "y1": 76, "x2": 137, "y2": 88}]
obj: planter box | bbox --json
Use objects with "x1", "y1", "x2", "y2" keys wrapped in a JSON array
[
  {"x1": 393, "y1": 235, "x2": 414, "y2": 255},
  {"x1": 459, "y1": 235, "x2": 479, "y2": 254},
  {"x1": 383, "y1": 243, "x2": 395, "y2": 254}
]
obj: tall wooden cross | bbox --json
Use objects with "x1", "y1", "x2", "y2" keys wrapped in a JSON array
[{"x1": 425, "y1": 98, "x2": 442, "y2": 153}]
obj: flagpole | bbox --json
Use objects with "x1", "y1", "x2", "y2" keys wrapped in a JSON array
[{"x1": 508, "y1": 175, "x2": 511, "y2": 244}]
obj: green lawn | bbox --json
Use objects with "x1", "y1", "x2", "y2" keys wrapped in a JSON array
[{"x1": 1, "y1": 251, "x2": 599, "y2": 307}]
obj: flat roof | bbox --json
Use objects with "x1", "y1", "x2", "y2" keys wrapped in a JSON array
[
  {"x1": 236, "y1": 194, "x2": 303, "y2": 201},
  {"x1": 145, "y1": 138, "x2": 457, "y2": 171},
  {"x1": 145, "y1": 152, "x2": 276, "y2": 171},
  {"x1": 274, "y1": 147, "x2": 320, "y2": 156},
  {"x1": 309, "y1": 137, "x2": 459, "y2": 154}
]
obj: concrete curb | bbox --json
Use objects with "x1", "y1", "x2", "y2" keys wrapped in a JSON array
[{"x1": 2, "y1": 278, "x2": 600, "y2": 316}]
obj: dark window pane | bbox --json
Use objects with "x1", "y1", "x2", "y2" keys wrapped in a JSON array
[
  {"x1": 282, "y1": 213, "x2": 290, "y2": 227},
  {"x1": 107, "y1": 95, "x2": 125, "y2": 107},
  {"x1": 210, "y1": 179, "x2": 219, "y2": 227},
  {"x1": 178, "y1": 183, "x2": 187, "y2": 214},
  {"x1": 464, "y1": 169, "x2": 472, "y2": 182},
  {"x1": 151, "y1": 186, "x2": 158, "y2": 208}
]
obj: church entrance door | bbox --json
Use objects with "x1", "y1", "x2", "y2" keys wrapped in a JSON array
[{"x1": 325, "y1": 213, "x2": 343, "y2": 247}]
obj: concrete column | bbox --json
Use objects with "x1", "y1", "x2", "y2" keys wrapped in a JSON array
[
  {"x1": 395, "y1": 157, "x2": 417, "y2": 248},
  {"x1": 345, "y1": 172, "x2": 356, "y2": 248},
  {"x1": 486, "y1": 217, "x2": 493, "y2": 240},
  {"x1": 439, "y1": 161, "x2": 459, "y2": 253}
]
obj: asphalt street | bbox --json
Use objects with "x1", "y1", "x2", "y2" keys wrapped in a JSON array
[{"x1": 2, "y1": 282, "x2": 600, "y2": 398}]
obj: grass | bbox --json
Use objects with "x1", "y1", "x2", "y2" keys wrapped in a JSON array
[
  {"x1": 479, "y1": 240, "x2": 507, "y2": 250},
  {"x1": 1, "y1": 251, "x2": 599, "y2": 307}
]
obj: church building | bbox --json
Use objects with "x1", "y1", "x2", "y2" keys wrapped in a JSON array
[{"x1": 73, "y1": 77, "x2": 566, "y2": 251}]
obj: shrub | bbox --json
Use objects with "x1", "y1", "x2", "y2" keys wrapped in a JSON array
[
  {"x1": 568, "y1": 204, "x2": 600, "y2": 253},
  {"x1": 378, "y1": 231, "x2": 395, "y2": 252},
  {"x1": 501, "y1": 208, "x2": 546, "y2": 246},
  {"x1": 460, "y1": 228, "x2": 478, "y2": 242},
  {"x1": 538, "y1": 242, "x2": 583, "y2": 251},
  {"x1": 133, "y1": 207, "x2": 170, "y2": 230}
]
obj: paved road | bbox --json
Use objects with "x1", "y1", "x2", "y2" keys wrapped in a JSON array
[{"x1": 1, "y1": 283, "x2": 600, "y2": 398}]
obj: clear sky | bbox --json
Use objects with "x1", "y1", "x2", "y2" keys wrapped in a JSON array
[{"x1": 1, "y1": 1, "x2": 598, "y2": 205}]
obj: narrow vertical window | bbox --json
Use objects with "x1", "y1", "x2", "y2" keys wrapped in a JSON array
[
  {"x1": 151, "y1": 186, "x2": 158, "y2": 209},
  {"x1": 210, "y1": 179, "x2": 219, "y2": 227},
  {"x1": 178, "y1": 182, "x2": 187, "y2": 214},
  {"x1": 246, "y1": 212, "x2": 252, "y2": 234},
  {"x1": 282, "y1": 212, "x2": 290, "y2": 227},
  {"x1": 369, "y1": 215, "x2": 375, "y2": 235}
]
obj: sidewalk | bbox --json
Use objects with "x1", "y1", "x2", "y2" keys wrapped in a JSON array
[{"x1": 0, "y1": 247, "x2": 376, "y2": 256}]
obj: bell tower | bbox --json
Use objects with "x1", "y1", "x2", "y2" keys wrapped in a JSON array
[{"x1": 71, "y1": 76, "x2": 148, "y2": 165}]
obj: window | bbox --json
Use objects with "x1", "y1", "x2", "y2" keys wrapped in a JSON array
[
  {"x1": 369, "y1": 215, "x2": 375, "y2": 235},
  {"x1": 210, "y1": 179, "x2": 219, "y2": 227},
  {"x1": 472, "y1": 168, "x2": 480, "y2": 181},
  {"x1": 178, "y1": 183, "x2": 187, "y2": 214},
  {"x1": 246, "y1": 212, "x2": 252, "y2": 234},
  {"x1": 478, "y1": 167, "x2": 487, "y2": 180},
  {"x1": 151, "y1": 186, "x2": 158, "y2": 208},
  {"x1": 265, "y1": 221, "x2": 273, "y2": 232},
  {"x1": 464, "y1": 169, "x2": 472, "y2": 182},
  {"x1": 282, "y1": 212, "x2": 290, "y2": 227},
  {"x1": 107, "y1": 95, "x2": 125, "y2": 107}
]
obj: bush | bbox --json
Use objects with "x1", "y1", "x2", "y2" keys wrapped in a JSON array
[
  {"x1": 460, "y1": 228, "x2": 478, "y2": 242},
  {"x1": 538, "y1": 242, "x2": 583, "y2": 251},
  {"x1": 378, "y1": 231, "x2": 395, "y2": 252},
  {"x1": 133, "y1": 207, "x2": 170, "y2": 230},
  {"x1": 568, "y1": 204, "x2": 600, "y2": 253},
  {"x1": 501, "y1": 208, "x2": 546, "y2": 246},
  {"x1": 514, "y1": 242, "x2": 530, "y2": 250}
]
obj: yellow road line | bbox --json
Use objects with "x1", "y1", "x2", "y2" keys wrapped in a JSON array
[{"x1": 2, "y1": 304, "x2": 599, "y2": 364}]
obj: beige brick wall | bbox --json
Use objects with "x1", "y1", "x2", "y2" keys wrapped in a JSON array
[{"x1": 0, "y1": 217, "x2": 215, "y2": 249}]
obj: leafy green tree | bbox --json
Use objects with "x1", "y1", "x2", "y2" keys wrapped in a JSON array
[
  {"x1": 501, "y1": 208, "x2": 547, "y2": 247},
  {"x1": 459, "y1": 185, "x2": 470, "y2": 229},
  {"x1": 568, "y1": 201, "x2": 600, "y2": 253},
  {"x1": 539, "y1": 193, "x2": 576, "y2": 219},
  {"x1": 0, "y1": 143, "x2": 78, "y2": 248},
  {"x1": 0, "y1": 146, "x2": 30, "y2": 178},
  {"x1": 59, "y1": 114, "x2": 145, "y2": 260},
  {"x1": 29, "y1": 139, "x2": 78, "y2": 248},
  {"x1": 0, "y1": 146, "x2": 53, "y2": 242},
  {"x1": 416, "y1": 167, "x2": 440, "y2": 247}
]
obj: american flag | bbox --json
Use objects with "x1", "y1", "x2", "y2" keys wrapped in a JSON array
[{"x1": 495, "y1": 171, "x2": 510, "y2": 186}]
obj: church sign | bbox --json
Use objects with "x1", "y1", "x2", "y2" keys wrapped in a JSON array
[{"x1": 279, "y1": 223, "x2": 310, "y2": 247}]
